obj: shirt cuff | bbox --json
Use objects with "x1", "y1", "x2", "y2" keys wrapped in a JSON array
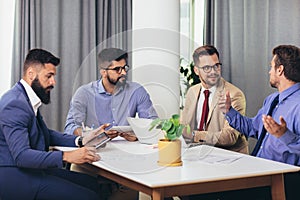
[
  {"x1": 75, "y1": 136, "x2": 80, "y2": 147},
  {"x1": 278, "y1": 129, "x2": 298, "y2": 145},
  {"x1": 225, "y1": 107, "x2": 236, "y2": 122}
]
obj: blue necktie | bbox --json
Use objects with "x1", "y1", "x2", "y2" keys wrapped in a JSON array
[{"x1": 251, "y1": 95, "x2": 279, "y2": 156}]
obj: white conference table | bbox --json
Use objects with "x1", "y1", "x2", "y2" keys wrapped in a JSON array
[{"x1": 56, "y1": 138, "x2": 300, "y2": 200}]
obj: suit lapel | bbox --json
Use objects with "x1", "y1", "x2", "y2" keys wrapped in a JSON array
[
  {"x1": 190, "y1": 85, "x2": 201, "y2": 129},
  {"x1": 37, "y1": 110, "x2": 50, "y2": 151},
  {"x1": 18, "y1": 81, "x2": 49, "y2": 150}
]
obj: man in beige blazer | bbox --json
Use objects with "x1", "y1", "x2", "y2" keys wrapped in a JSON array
[{"x1": 181, "y1": 45, "x2": 248, "y2": 154}]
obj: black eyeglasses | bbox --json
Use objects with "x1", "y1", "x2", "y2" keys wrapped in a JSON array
[
  {"x1": 197, "y1": 63, "x2": 222, "y2": 73},
  {"x1": 105, "y1": 65, "x2": 130, "y2": 73}
]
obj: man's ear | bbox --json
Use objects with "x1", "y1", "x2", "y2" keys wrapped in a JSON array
[
  {"x1": 277, "y1": 64, "x2": 284, "y2": 76},
  {"x1": 100, "y1": 69, "x2": 106, "y2": 77},
  {"x1": 194, "y1": 66, "x2": 199, "y2": 76},
  {"x1": 27, "y1": 67, "x2": 37, "y2": 81}
]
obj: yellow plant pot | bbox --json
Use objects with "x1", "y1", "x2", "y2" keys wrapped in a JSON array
[{"x1": 157, "y1": 139, "x2": 182, "y2": 167}]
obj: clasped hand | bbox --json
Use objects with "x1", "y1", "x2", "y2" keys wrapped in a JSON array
[{"x1": 106, "y1": 130, "x2": 137, "y2": 141}]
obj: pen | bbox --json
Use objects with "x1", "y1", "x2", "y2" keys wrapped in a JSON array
[{"x1": 81, "y1": 122, "x2": 85, "y2": 131}]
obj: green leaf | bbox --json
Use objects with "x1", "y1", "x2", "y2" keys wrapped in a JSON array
[
  {"x1": 161, "y1": 120, "x2": 173, "y2": 132},
  {"x1": 149, "y1": 118, "x2": 161, "y2": 131},
  {"x1": 167, "y1": 124, "x2": 176, "y2": 134},
  {"x1": 171, "y1": 114, "x2": 180, "y2": 127},
  {"x1": 186, "y1": 124, "x2": 191, "y2": 134},
  {"x1": 166, "y1": 129, "x2": 178, "y2": 140},
  {"x1": 176, "y1": 124, "x2": 184, "y2": 137},
  {"x1": 148, "y1": 114, "x2": 191, "y2": 140}
]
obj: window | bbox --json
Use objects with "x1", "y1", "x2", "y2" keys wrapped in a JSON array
[{"x1": 180, "y1": 0, "x2": 205, "y2": 108}]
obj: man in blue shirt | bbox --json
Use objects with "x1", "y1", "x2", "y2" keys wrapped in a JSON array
[
  {"x1": 64, "y1": 48, "x2": 158, "y2": 141},
  {"x1": 64, "y1": 48, "x2": 158, "y2": 199},
  {"x1": 219, "y1": 45, "x2": 300, "y2": 199}
]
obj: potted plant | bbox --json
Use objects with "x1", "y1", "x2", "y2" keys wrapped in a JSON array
[{"x1": 149, "y1": 114, "x2": 190, "y2": 166}]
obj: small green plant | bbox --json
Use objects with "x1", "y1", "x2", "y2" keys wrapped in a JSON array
[{"x1": 149, "y1": 114, "x2": 190, "y2": 141}]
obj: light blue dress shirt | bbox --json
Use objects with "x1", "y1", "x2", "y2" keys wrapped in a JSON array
[
  {"x1": 225, "y1": 83, "x2": 300, "y2": 166},
  {"x1": 64, "y1": 79, "x2": 158, "y2": 135}
]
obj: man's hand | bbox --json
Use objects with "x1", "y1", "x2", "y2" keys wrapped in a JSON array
[
  {"x1": 119, "y1": 131, "x2": 137, "y2": 141},
  {"x1": 105, "y1": 129, "x2": 119, "y2": 139},
  {"x1": 63, "y1": 146, "x2": 100, "y2": 164},
  {"x1": 218, "y1": 91, "x2": 232, "y2": 114},
  {"x1": 262, "y1": 115, "x2": 287, "y2": 138},
  {"x1": 82, "y1": 123, "x2": 110, "y2": 145}
]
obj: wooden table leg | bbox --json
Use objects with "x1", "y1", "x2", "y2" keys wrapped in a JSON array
[
  {"x1": 152, "y1": 188, "x2": 164, "y2": 200},
  {"x1": 271, "y1": 174, "x2": 285, "y2": 200}
]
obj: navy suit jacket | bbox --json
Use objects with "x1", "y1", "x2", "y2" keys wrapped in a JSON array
[{"x1": 0, "y1": 82, "x2": 77, "y2": 169}]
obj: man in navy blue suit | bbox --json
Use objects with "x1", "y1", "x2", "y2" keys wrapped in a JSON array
[{"x1": 0, "y1": 49, "x2": 107, "y2": 200}]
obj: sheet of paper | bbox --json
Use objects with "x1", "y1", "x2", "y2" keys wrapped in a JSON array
[
  {"x1": 109, "y1": 126, "x2": 132, "y2": 132},
  {"x1": 183, "y1": 152, "x2": 243, "y2": 164},
  {"x1": 199, "y1": 154, "x2": 242, "y2": 164}
]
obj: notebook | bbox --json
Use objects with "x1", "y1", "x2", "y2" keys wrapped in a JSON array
[{"x1": 127, "y1": 117, "x2": 164, "y2": 144}]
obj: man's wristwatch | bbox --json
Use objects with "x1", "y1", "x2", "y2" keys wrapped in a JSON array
[
  {"x1": 78, "y1": 136, "x2": 84, "y2": 147},
  {"x1": 191, "y1": 131, "x2": 195, "y2": 142}
]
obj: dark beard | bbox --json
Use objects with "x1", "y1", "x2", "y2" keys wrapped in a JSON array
[
  {"x1": 31, "y1": 77, "x2": 53, "y2": 104},
  {"x1": 107, "y1": 74, "x2": 127, "y2": 87}
]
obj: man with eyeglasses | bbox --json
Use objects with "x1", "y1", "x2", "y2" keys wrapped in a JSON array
[
  {"x1": 181, "y1": 45, "x2": 248, "y2": 154},
  {"x1": 65, "y1": 47, "x2": 158, "y2": 140},
  {"x1": 64, "y1": 48, "x2": 157, "y2": 199}
]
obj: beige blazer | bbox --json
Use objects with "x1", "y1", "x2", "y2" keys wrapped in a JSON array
[{"x1": 181, "y1": 78, "x2": 248, "y2": 154}]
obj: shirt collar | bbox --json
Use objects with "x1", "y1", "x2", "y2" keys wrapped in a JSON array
[
  {"x1": 20, "y1": 79, "x2": 42, "y2": 115},
  {"x1": 97, "y1": 79, "x2": 124, "y2": 95},
  {"x1": 279, "y1": 82, "x2": 300, "y2": 102},
  {"x1": 98, "y1": 79, "x2": 107, "y2": 94},
  {"x1": 201, "y1": 84, "x2": 217, "y2": 94}
]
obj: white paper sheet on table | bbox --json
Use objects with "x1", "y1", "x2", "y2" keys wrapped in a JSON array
[{"x1": 183, "y1": 152, "x2": 243, "y2": 164}]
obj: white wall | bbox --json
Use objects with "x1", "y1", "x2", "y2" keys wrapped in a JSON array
[
  {"x1": 132, "y1": 0, "x2": 180, "y2": 118},
  {"x1": 0, "y1": 0, "x2": 15, "y2": 97}
]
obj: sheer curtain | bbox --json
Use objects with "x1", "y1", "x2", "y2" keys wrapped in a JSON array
[
  {"x1": 204, "y1": 0, "x2": 300, "y2": 117},
  {"x1": 12, "y1": 0, "x2": 132, "y2": 131}
]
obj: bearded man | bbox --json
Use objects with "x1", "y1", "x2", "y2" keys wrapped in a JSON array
[
  {"x1": 64, "y1": 48, "x2": 158, "y2": 140},
  {"x1": 0, "y1": 48, "x2": 108, "y2": 199}
]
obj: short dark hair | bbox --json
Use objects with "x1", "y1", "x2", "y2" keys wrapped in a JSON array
[
  {"x1": 273, "y1": 45, "x2": 300, "y2": 82},
  {"x1": 97, "y1": 48, "x2": 128, "y2": 69},
  {"x1": 193, "y1": 45, "x2": 220, "y2": 66},
  {"x1": 23, "y1": 49, "x2": 60, "y2": 74}
]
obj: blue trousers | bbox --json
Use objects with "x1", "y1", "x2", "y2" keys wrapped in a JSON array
[{"x1": 0, "y1": 167, "x2": 102, "y2": 200}]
